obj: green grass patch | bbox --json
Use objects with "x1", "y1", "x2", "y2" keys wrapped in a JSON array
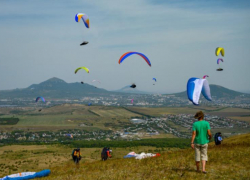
[{"x1": 0, "y1": 118, "x2": 19, "y2": 125}]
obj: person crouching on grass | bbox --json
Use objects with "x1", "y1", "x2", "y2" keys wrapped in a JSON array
[{"x1": 191, "y1": 111, "x2": 212, "y2": 174}]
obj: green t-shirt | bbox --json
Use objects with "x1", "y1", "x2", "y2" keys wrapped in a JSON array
[{"x1": 192, "y1": 120, "x2": 211, "y2": 145}]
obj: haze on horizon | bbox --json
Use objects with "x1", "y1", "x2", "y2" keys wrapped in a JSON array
[{"x1": 0, "y1": 0, "x2": 250, "y2": 94}]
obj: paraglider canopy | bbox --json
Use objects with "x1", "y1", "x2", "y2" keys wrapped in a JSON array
[
  {"x1": 187, "y1": 77, "x2": 212, "y2": 105},
  {"x1": 92, "y1": 80, "x2": 101, "y2": 83},
  {"x1": 118, "y1": 52, "x2": 151, "y2": 67},
  {"x1": 75, "y1": 67, "x2": 90, "y2": 74},
  {"x1": 217, "y1": 58, "x2": 223, "y2": 64},
  {"x1": 35, "y1": 96, "x2": 45, "y2": 103},
  {"x1": 215, "y1": 47, "x2": 224, "y2": 56},
  {"x1": 81, "y1": 81, "x2": 84, "y2": 84},
  {"x1": 203, "y1": 75, "x2": 209, "y2": 79},
  {"x1": 80, "y1": 41, "x2": 88, "y2": 46},
  {"x1": 75, "y1": 13, "x2": 89, "y2": 28},
  {"x1": 152, "y1": 78, "x2": 157, "y2": 82}
]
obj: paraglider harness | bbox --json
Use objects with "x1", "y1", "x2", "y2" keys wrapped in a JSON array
[
  {"x1": 214, "y1": 132, "x2": 222, "y2": 145},
  {"x1": 130, "y1": 84, "x2": 136, "y2": 88},
  {"x1": 72, "y1": 148, "x2": 81, "y2": 164}
]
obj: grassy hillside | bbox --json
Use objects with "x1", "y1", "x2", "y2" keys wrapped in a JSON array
[
  {"x1": 0, "y1": 105, "x2": 140, "y2": 131},
  {"x1": 43, "y1": 133, "x2": 250, "y2": 179},
  {"x1": 1, "y1": 133, "x2": 249, "y2": 179}
]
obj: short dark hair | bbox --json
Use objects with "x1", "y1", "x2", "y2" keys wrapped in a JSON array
[{"x1": 194, "y1": 111, "x2": 204, "y2": 119}]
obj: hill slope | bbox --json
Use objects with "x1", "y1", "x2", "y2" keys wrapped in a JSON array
[
  {"x1": 114, "y1": 85, "x2": 151, "y2": 94},
  {"x1": 46, "y1": 133, "x2": 250, "y2": 179},
  {"x1": 0, "y1": 77, "x2": 110, "y2": 99}
]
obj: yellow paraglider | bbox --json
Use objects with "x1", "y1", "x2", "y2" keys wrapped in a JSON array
[
  {"x1": 215, "y1": 47, "x2": 224, "y2": 56},
  {"x1": 75, "y1": 67, "x2": 90, "y2": 74}
]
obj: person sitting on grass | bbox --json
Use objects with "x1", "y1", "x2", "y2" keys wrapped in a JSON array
[{"x1": 191, "y1": 111, "x2": 212, "y2": 174}]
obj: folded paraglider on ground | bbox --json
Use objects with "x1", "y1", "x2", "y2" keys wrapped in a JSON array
[
  {"x1": 123, "y1": 152, "x2": 160, "y2": 160},
  {"x1": 1, "y1": 169, "x2": 51, "y2": 180}
]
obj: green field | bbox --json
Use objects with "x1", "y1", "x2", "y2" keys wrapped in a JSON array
[
  {"x1": 0, "y1": 105, "x2": 140, "y2": 131},
  {"x1": 0, "y1": 118, "x2": 19, "y2": 125},
  {"x1": 0, "y1": 105, "x2": 249, "y2": 135}
]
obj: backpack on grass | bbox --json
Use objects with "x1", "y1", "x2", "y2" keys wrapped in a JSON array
[{"x1": 214, "y1": 132, "x2": 222, "y2": 145}]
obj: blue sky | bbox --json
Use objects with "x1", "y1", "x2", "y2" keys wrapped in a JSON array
[{"x1": 0, "y1": 0, "x2": 250, "y2": 93}]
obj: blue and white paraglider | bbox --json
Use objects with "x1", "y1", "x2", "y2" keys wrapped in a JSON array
[
  {"x1": 152, "y1": 78, "x2": 157, "y2": 85},
  {"x1": 1, "y1": 169, "x2": 51, "y2": 180},
  {"x1": 187, "y1": 77, "x2": 212, "y2": 105}
]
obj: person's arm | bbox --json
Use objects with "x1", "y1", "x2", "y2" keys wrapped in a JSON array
[
  {"x1": 191, "y1": 130, "x2": 196, "y2": 149},
  {"x1": 207, "y1": 129, "x2": 212, "y2": 141}
]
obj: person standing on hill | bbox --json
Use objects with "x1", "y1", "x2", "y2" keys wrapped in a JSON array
[
  {"x1": 101, "y1": 147, "x2": 112, "y2": 161},
  {"x1": 72, "y1": 148, "x2": 81, "y2": 164},
  {"x1": 191, "y1": 111, "x2": 212, "y2": 174}
]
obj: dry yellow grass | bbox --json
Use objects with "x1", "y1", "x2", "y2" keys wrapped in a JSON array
[
  {"x1": 0, "y1": 145, "x2": 166, "y2": 178},
  {"x1": 1, "y1": 133, "x2": 249, "y2": 179},
  {"x1": 43, "y1": 133, "x2": 250, "y2": 180}
]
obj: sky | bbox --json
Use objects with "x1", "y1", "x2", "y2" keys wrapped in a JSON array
[{"x1": 0, "y1": 0, "x2": 250, "y2": 93}]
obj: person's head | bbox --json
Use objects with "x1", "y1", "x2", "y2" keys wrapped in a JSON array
[
  {"x1": 76, "y1": 148, "x2": 80, "y2": 151},
  {"x1": 194, "y1": 111, "x2": 204, "y2": 120},
  {"x1": 109, "y1": 149, "x2": 112, "y2": 153}
]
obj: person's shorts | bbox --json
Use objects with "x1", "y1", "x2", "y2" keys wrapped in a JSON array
[{"x1": 194, "y1": 143, "x2": 208, "y2": 161}]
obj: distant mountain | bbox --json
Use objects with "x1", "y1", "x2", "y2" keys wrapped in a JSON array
[
  {"x1": 172, "y1": 84, "x2": 249, "y2": 98},
  {"x1": 0, "y1": 77, "x2": 110, "y2": 99},
  {"x1": 113, "y1": 85, "x2": 151, "y2": 94},
  {"x1": 0, "y1": 78, "x2": 248, "y2": 100}
]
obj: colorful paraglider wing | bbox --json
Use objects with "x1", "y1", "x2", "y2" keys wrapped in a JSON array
[
  {"x1": 80, "y1": 41, "x2": 88, "y2": 46},
  {"x1": 75, "y1": 67, "x2": 90, "y2": 74},
  {"x1": 75, "y1": 13, "x2": 89, "y2": 28},
  {"x1": 201, "y1": 79, "x2": 212, "y2": 101},
  {"x1": 217, "y1": 58, "x2": 223, "y2": 64},
  {"x1": 2, "y1": 169, "x2": 51, "y2": 180},
  {"x1": 152, "y1": 78, "x2": 157, "y2": 82},
  {"x1": 92, "y1": 80, "x2": 101, "y2": 83},
  {"x1": 118, "y1": 52, "x2": 151, "y2": 67},
  {"x1": 187, "y1": 78, "x2": 203, "y2": 105},
  {"x1": 203, "y1": 75, "x2": 209, "y2": 79},
  {"x1": 131, "y1": 99, "x2": 134, "y2": 104},
  {"x1": 35, "y1": 96, "x2": 45, "y2": 103},
  {"x1": 187, "y1": 78, "x2": 212, "y2": 105},
  {"x1": 215, "y1": 47, "x2": 224, "y2": 56}
]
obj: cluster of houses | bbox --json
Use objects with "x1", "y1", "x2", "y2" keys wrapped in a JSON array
[
  {"x1": 1, "y1": 113, "x2": 249, "y2": 142},
  {"x1": 1, "y1": 92, "x2": 250, "y2": 108}
]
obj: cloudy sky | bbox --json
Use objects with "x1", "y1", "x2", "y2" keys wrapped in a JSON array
[{"x1": 0, "y1": 0, "x2": 250, "y2": 93}]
